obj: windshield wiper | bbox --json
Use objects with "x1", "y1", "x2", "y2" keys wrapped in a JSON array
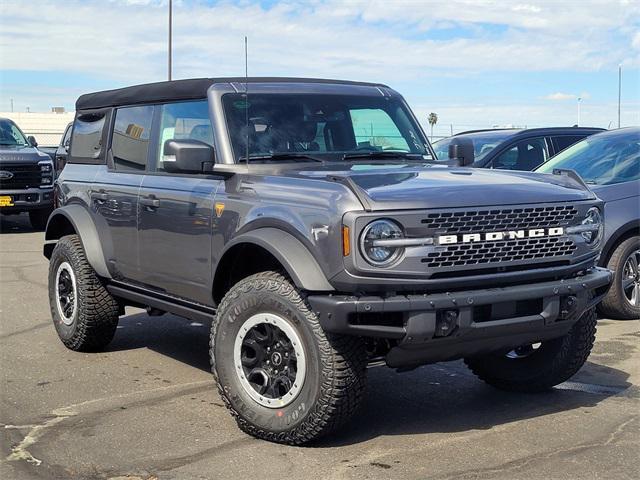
[
  {"x1": 342, "y1": 151, "x2": 425, "y2": 161},
  {"x1": 239, "y1": 153, "x2": 324, "y2": 163}
]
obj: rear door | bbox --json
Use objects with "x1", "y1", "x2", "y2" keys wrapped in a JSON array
[
  {"x1": 91, "y1": 105, "x2": 154, "y2": 281},
  {"x1": 137, "y1": 100, "x2": 220, "y2": 304}
]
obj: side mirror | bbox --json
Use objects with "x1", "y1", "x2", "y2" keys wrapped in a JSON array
[
  {"x1": 162, "y1": 139, "x2": 215, "y2": 173},
  {"x1": 27, "y1": 135, "x2": 38, "y2": 147},
  {"x1": 448, "y1": 138, "x2": 474, "y2": 166}
]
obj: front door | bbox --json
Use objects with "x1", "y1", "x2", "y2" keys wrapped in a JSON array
[{"x1": 137, "y1": 100, "x2": 220, "y2": 304}]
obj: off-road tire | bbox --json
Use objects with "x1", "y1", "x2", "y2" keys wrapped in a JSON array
[
  {"x1": 210, "y1": 271, "x2": 367, "y2": 445},
  {"x1": 48, "y1": 234, "x2": 119, "y2": 351},
  {"x1": 464, "y1": 305, "x2": 597, "y2": 392},
  {"x1": 29, "y1": 207, "x2": 52, "y2": 231},
  {"x1": 598, "y1": 236, "x2": 640, "y2": 320}
]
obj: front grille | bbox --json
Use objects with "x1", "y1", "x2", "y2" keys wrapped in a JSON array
[
  {"x1": 422, "y1": 236, "x2": 577, "y2": 269},
  {"x1": 0, "y1": 164, "x2": 42, "y2": 190},
  {"x1": 421, "y1": 205, "x2": 578, "y2": 233}
]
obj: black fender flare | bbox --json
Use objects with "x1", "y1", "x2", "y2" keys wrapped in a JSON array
[
  {"x1": 43, "y1": 205, "x2": 112, "y2": 279},
  {"x1": 215, "y1": 228, "x2": 334, "y2": 292}
]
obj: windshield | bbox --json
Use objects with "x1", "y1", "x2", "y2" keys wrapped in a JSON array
[
  {"x1": 537, "y1": 131, "x2": 640, "y2": 185},
  {"x1": 0, "y1": 119, "x2": 29, "y2": 146},
  {"x1": 222, "y1": 93, "x2": 430, "y2": 162},
  {"x1": 432, "y1": 132, "x2": 513, "y2": 162}
]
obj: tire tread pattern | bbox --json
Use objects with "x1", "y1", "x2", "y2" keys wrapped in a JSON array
[
  {"x1": 210, "y1": 271, "x2": 367, "y2": 445},
  {"x1": 49, "y1": 234, "x2": 119, "y2": 351}
]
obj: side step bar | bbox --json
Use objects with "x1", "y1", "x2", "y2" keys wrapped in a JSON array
[{"x1": 107, "y1": 283, "x2": 216, "y2": 323}]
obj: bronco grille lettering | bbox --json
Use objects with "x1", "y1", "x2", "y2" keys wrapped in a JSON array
[{"x1": 438, "y1": 227, "x2": 564, "y2": 245}]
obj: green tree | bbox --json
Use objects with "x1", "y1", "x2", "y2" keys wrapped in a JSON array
[{"x1": 427, "y1": 112, "x2": 438, "y2": 140}]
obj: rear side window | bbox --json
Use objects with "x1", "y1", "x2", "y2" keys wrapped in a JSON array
[
  {"x1": 552, "y1": 135, "x2": 586, "y2": 154},
  {"x1": 70, "y1": 114, "x2": 105, "y2": 159},
  {"x1": 112, "y1": 105, "x2": 154, "y2": 171},
  {"x1": 156, "y1": 100, "x2": 212, "y2": 171}
]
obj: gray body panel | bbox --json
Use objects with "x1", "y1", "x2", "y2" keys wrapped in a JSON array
[{"x1": 45, "y1": 79, "x2": 611, "y2": 354}]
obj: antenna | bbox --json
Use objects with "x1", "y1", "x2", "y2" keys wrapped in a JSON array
[{"x1": 244, "y1": 36, "x2": 249, "y2": 168}]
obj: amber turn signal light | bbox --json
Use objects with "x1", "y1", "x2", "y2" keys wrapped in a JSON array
[{"x1": 342, "y1": 226, "x2": 350, "y2": 256}]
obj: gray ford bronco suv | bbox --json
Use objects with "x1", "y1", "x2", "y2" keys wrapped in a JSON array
[{"x1": 44, "y1": 78, "x2": 611, "y2": 444}]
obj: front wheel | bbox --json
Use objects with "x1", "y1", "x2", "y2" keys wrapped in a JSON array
[
  {"x1": 210, "y1": 271, "x2": 367, "y2": 445},
  {"x1": 464, "y1": 305, "x2": 597, "y2": 392}
]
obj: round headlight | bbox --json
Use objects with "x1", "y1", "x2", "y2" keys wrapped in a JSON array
[
  {"x1": 360, "y1": 219, "x2": 404, "y2": 266},
  {"x1": 582, "y1": 207, "x2": 602, "y2": 245}
]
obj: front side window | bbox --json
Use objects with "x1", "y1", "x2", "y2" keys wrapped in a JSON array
[
  {"x1": 157, "y1": 100, "x2": 212, "y2": 171},
  {"x1": 70, "y1": 114, "x2": 105, "y2": 159},
  {"x1": 112, "y1": 105, "x2": 154, "y2": 171},
  {"x1": 222, "y1": 93, "x2": 428, "y2": 162},
  {"x1": 551, "y1": 135, "x2": 586, "y2": 154},
  {"x1": 538, "y1": 132, "x2": 640, "y2": 185},
  {"x1": 0, "y1": 119, "x2": 29, "y2": 147},
  {"x1": 492, "y1": 137, "x2": 548, "y2": 171}
]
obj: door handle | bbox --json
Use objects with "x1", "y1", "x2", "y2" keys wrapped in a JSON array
[
  {"x1": 140, "y1": 195, "x2": 160, "y2": 208},
  {"x1": 91, "y1": 189, "x2": 108, "y2": 202}
]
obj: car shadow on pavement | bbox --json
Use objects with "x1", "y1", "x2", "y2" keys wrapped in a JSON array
[
  {"x1": 108, "y1": 311, "x2": 634, "y2": 447},
  {"x1": 0, "y1": 213, "x2": 42, "y2": 233}
]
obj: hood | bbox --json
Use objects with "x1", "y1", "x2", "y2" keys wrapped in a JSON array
[
  {"x1": 0, "y1": 145, "x2": 49, "y2": 164},
  {"x1": 297, "y1": 164, "x2": 596, "y2": 210},
  {"x1": 590, "y1": 181, "x2": 639, "y2": 203}
]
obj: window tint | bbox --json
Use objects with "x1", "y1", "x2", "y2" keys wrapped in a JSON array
[
  {"x1": 350, "y1": 109, "x2": 410, "y2": 151},
  {"x1": 0, "y1": 119, "x2": 29, "y2": 146},
  {"x1": 62, "y1": 124, "x2": 72, "y2": 146},
  {"x1": 492, "y1": 137, "x2": 548, "y2": 171},
  {"x1": 157, "y1": 100, "x2": 212, "y2": 171},
  {"x1": 537, "y1": 133, "x2": 640, "y2": 185},
  {"x1": 112, "y1": 106, "x2": 154, "y2": 171},
  {"x1": 552, "y1": 135, "x2": 585, "y2": 154},
  {"x1": 70, "y1": 114, "x2": 105, "y2": 159}
]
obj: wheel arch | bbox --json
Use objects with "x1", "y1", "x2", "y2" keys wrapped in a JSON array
[
  {"x1": 212, "y1": 228, "x2": 334, "y2": 304},
  {"x1": 43, "y1": 205, "x2": 112, "y2": 279},
  {"x1": 600, "y1": 221, "x2": 640, "y2": 267}
]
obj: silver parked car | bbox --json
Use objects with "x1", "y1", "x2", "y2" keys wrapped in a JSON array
[{"x1": 537, "y1": 127, "x2": 640, "y2": 319}]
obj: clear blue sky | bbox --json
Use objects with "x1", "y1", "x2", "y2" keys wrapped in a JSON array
[{"x1": 1, "y1": 0, "x2": 638, "y2": 135}]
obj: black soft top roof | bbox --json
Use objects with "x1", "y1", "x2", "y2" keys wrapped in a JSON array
[{"x1": 76, "y1": 77, "x2": 389, "y2": 111}]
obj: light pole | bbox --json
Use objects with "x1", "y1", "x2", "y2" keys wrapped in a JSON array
[
  {"x1": 577, "y1": 97, "x2": 582, "y2": 126},
  {"x1": 618, "y1": 64, "x2": 622, "y2": 128},
  {"x1": 168, "y1": 0, "x2": 172, "y2": 81}
]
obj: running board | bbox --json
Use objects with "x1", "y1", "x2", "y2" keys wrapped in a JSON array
[{"x1": 107, "y1": 283, "x2": 216, "y2": 323}]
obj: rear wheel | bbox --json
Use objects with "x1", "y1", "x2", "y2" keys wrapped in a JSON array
[
  {"x1": 48, "y1": 235, "x2": 120, "y2": 351},
  {"x1": 210, "y1": 271, "x2": 367, "y2": 445},
  {"x1": 598, "y1": 237, "x2": 640, "y2": 320},
  {"x1": 464, "y1": 305, "x2": 597, "y2": 392}
]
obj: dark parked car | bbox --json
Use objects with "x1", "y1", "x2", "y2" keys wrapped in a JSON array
[
  {"x1": 40, "y1": 122, "x2": 73, "y2": 172},
  {"x1": 0, "y1": 117, "x2": 55, "y2": 229},
  {"x1": 433, "y1": 127, "x2": 604, "y2": 171},
  {"x1": 537, "y1": 128, "x2": 640, "y2": 319},
  {"x1": 44, "y1": 78, "x2": 610, "y2": 444}
]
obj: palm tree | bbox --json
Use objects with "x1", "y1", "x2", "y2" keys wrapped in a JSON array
[{"x1": 427, "y1": 112, "x2": 438, "y2": 141}]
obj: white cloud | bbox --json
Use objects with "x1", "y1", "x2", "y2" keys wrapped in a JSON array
[
  {"x1": 544, "y1": 92, "x2": 577, "y2": 101},
  {"x1": 0, "y1": 0, "x2": 638, "y2": 84}
]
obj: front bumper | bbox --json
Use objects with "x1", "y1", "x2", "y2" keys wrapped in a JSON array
[
  {"x1": 0, "y1": 187, "x2": 53, "y2": 212},
  {"x1": 308, "y1": 267, "x2": 612, "y2": 367}
]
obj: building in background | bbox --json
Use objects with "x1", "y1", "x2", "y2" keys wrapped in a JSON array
[{"x1": 0, "y1": 111, "x2": 74, "y2": 146}]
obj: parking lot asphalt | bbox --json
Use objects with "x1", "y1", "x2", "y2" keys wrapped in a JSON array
[{"x1": 1, "y1": 213, "x2": 639, "y2": 480}]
